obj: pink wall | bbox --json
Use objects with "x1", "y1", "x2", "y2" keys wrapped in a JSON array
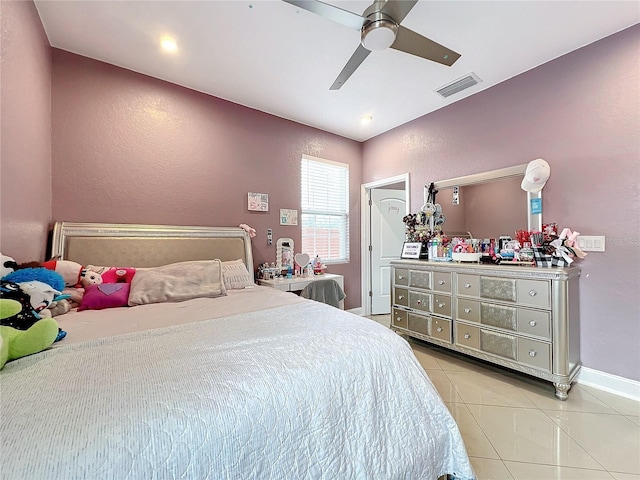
[
  {"x1": 0, "y1": 0, "x2": 52, "y2": 262},
  {"x1": 363, "y1": 26, "x2": 640, "y2": 381},
  {"x1": 50, "y1": 51, "x2": 362, "y2": 308}
]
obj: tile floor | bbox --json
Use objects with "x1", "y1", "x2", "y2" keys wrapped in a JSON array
[{"x1": 367, "y1": 314, "x2": 640, "y2": 480}]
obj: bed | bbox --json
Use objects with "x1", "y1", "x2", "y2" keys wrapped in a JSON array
[{"x1": 0, "y1": 222, "x2": 475, "y2": 480}]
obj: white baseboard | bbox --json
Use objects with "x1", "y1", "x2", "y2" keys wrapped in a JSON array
[
  {"x1": 348, "y1": 307, "x2": 363, "y2": 315},
  {"x1": 577, "y1": 367, "x2": 640, "y2": 402}
]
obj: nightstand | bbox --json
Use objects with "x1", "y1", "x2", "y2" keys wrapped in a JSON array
[{"x1": 258, "y1": 273, "x2": 345, "y2": 309}]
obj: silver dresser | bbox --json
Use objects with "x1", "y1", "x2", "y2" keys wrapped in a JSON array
[{"x1": 390, "y1": 259, "x2": 581, "y2": 400}]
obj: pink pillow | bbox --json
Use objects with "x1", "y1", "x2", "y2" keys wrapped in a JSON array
[
  {"x1": 100, "y1": 267, "x2": 136, "y2": 283},
  {"x1": 78, "y1": 283, "x2": 131, "y2": 311}
]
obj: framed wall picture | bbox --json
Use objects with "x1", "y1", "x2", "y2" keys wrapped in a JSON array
[
  {"x1": 401, "y1": 242, "x2": 426, "y2": 259},
  {"x1": 248, "y1": 192, "x2": 269, "y2": 212},
  {"x1": 280, "y1": 209, "x2": 298, "y2": 226}
]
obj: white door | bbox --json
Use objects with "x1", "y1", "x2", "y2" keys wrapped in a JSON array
[{"x1": 370, "y1": 189, "x2": 406, "y2": 314}]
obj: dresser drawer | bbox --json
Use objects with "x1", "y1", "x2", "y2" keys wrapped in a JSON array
[
  {"x1": 480, "y1": 329, "x2": 517, "y2": 360},
  {"x1": 457, "y1": 298, "x2": 480, "y2": 322},
  {"x1": 394, "y1": 287, "x2": 408, "y2": 307},
  {"x1": 409, "y1": 270, "x2": 431, "y2": 289},
  {"x1": 394, "y1": 268, "x2": 409, "y2": 286},
  {"x1": 457, "y1": 274, "x2": 480, "y2": 297},
  {"x1": 433, "y1": 272, "x2": 452, "y2": 293},
  {"x1": 517, "y1": 279, "x2": 551, "y2": 309},
  {"x1": 392, "y1": 308, "x2": 408, "y2": 329},
  {"x1": 408, "y1": 291, "x2": 431, "y2": 312},
  {"x1": 408, "y1": 313, "x2": 429, "y2": 335},
  {"x1": 518, "y1": 338, "x2": 551, "y2": 371},
  {"x1": 431, "y1": 318, "x2": 452, "y2": 343},
  {"x1": 456, "y1": 323, "x2": 480, "y2": 350},
  {"x1": 432, "y1": 294, "x2": 452, "y2": 318},
  {"x1": 481, "y1": 303, "x2": 517, "y2": 332},
  {"x1": 480, "y1": 276, "x2": 516, "y2": 302},
  {"x1": 517, "y1": 309, "x2": 551, "y2": 339}
]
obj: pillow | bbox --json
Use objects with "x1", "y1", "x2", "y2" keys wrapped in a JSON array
[
  {"x1": 128, "y1": 259, "x2": 226, "y2": 306},
  {"x1": 101, "y1": 267, "x2": 136, "y2": 283},
  {"x1": 221, "y1": 259, "x2": 254, "y2": 290},
  {"x1": 78, "y1": 283, "x2": 131, "y2": 311}
]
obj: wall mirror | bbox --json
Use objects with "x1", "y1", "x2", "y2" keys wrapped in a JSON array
[{"x1": 427, "y1": 164, "x2": 542, "y2": 240}]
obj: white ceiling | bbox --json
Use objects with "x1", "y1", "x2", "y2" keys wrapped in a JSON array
[{"x1": 35, "y1": 1, "x2": 639, "y2": 142}]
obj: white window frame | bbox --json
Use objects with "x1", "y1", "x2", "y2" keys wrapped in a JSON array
[{"x1": 300, "y1": 154, "x2": 350, "y2": 264}]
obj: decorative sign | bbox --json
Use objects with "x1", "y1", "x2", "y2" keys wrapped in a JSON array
[
  {"x1": 530, "y1": 197, "x2": 542, "y2": 215},
  {"x1": 280, "y1": 208, "x2": 298, "y2": 226},
  {"x1": 248, "y1": 192, "x2": 269, "y2": 212},
  {"x1": 401, "y1": 242, "x2": 424, "y2": 259}
]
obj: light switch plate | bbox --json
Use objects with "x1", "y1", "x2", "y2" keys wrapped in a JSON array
[{"x1": 577, "y1": 235, "x2": 605, "y2": 252}]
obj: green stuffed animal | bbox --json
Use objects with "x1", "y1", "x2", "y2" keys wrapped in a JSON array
[
  {"x1": 1, "y1": 253, "x2": 60, "y2": 369},
  {"x1": 0, "y1": 298, "x2": 59, "y2": 369}
]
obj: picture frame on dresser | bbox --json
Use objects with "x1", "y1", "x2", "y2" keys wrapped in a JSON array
[{"x1": 401, "y1": 241, "x2": 427, "y2": 259}]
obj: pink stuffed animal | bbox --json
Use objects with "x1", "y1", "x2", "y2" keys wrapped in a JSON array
[{"x1": 239, "y1": 224, "x2": 257, "y2": 238}]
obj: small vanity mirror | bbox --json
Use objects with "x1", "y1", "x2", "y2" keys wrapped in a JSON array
[
  {"x1": 276, "y1": 238, "x2": 294, "y2": 270},
  {"x1": 429, "y1": 164, "x2": 542, "y2": 239}
]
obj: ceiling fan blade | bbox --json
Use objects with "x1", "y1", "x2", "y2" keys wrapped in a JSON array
[
  {"x1": 330, "y1": 44, "x2": 372, "y2": 90},
  {"x1": 380, "y1": 0, "x2": 418, "y2": 24},
  {"x1": 282, "y1": 0, "x2": 366, "y2": 30},
  {"x1": 391, "y1": 25, "x2": 461, "y2": 66}
]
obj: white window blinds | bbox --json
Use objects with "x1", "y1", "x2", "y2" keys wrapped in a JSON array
[{"x1": 300, "y1": 155, "x2": 349, "y2": 264}]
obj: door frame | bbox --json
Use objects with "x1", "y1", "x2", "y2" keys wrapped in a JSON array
[{"x1": 360, "y1": 173, "x2": 410, "y2": 316}]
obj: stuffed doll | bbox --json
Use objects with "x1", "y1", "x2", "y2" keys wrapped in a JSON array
[
  {"x1": 40, "y1": 259, "x2": 85, "y2": 287},
  {"x1": 3, "y1": 267, "x2": 67, "y2": 319}
]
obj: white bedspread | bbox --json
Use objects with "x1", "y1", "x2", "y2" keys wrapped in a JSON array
[
  {"x1": 55, "y1": 286, "x2": 307, "y2": 344},
  {"x1": 1, "y1": 297, "x2": 474, "y2": 479}
]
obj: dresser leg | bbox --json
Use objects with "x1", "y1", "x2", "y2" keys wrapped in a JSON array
[{"x1": 554, "y1": 382, "x2": 571, "y2": 400}]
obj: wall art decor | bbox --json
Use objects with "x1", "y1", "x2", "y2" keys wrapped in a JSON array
[
  {"x1": 280, "y1": 209, "x2": 298, "y2": 226},
  {"x1": 247, "y1": 192, "x2": 269, "y2": 212}
]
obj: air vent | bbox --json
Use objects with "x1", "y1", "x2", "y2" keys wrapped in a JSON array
[{"x1": 436, "y1": 73, "x2": 482, "y2": 98}]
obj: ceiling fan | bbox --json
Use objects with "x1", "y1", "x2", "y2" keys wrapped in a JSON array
[{"x1": 282, "y1": 0, "x2": 461, "y2": 90}]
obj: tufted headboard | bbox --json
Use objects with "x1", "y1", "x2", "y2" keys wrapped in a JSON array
[{"x1": 49, "y1": 222, "x2": 255, "y2": 281}]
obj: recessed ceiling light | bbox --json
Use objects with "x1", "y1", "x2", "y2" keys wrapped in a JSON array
[
  {"x1": 360, "y1": 115, "x2": 373, "y2": 124},
  {"x1": 160, "y1": 36, "x2": 178, "y2": 53}
]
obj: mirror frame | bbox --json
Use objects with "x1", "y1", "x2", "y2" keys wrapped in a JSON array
[{"x1": 427, "y1": 164, "x2": 542, "y2": 233}]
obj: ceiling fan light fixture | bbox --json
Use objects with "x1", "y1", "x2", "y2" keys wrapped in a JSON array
[{"x1": 361, "y1": 19, "x2": 398, "y2": 51}]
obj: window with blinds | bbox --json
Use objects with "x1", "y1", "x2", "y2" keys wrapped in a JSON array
[{"x1": 300, "y1": 155, "x2": 349, "y2": 264}]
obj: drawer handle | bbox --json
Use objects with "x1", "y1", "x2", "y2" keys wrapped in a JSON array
[
  {"x1": 529, "y1": 290, "x2": 537, "y2": 297},
  {"x1": 438, "y1": 280, "x2": 445, "y2": 285},
  {"x1": 436, "y1": 327, "x2": 443, "y2": 333},
  {"x1": 398, "y1": 275, "x2": 404, "y2": 280},
  {"x1": 464, "y1": 333, "x2": 471, "y2": 339},
  {"x1": 416, "y1": 299, "x2": 421, "y2": 305},
  {"x1": 437, "y1": 303, "x2": 445, "y2": 308},
  {"x1": 398, "y1": 295, "x2": 404, "y2": 300},
  {"x1": 529, "y1": 350, "x2": 537, "y2": 357},
  {"x1": 464, "y1": 283, "x2": 471, "y2": 288},
  {"x1": 396, "y1": 316, "x2": 402, "y2": 322},
  {"x1": 529, "y1": 320, "x2": 537, "y2": 327},
  {"x1": 464, "y1": 308, "x2": 471, "y2": 314}
]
